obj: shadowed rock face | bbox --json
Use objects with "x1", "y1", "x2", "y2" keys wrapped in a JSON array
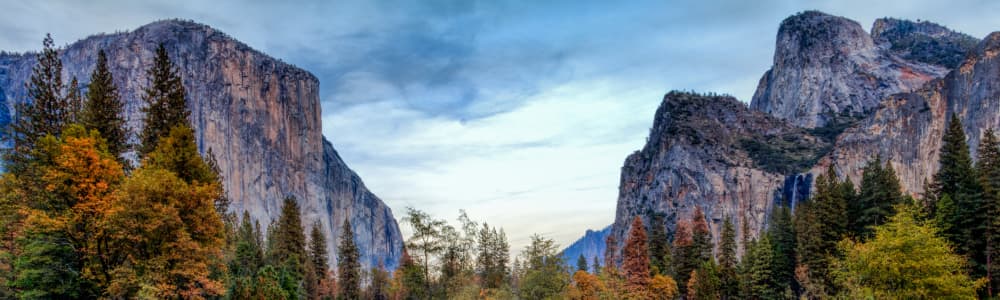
[
  {"x1": 0, "y1": 20, "x2": 402, "y2": 269},
  {"x1": 608, "y1": 91, "x2": 828, "y2": 260},
  {"x1": 750, "y1": 11, "x2": 949, "y2": 129},
  {"x1": 560, "y1": 225, "x2": 610, "y2": 272},
  {"x1": 872, "y1": 17, "x2": 979, "y2": 69}
]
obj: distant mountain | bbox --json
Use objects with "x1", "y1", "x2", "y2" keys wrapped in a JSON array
[
  {"x1": 560, "y1": 226, "x2": 611, "y2": 273},
  {"x1": 0, "y1": 20, "x2": 403, "y2": 269},
  {"x1": 606, "y1": 11, "x2": 986, "y2": 262}
]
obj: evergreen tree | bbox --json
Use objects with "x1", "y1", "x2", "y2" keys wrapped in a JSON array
[
  {"x1": 794, "y1": 165, "x2": 848, "y2": 295},
  {"x1": 647, "y1": 213, "x2": 670, "y2": 275},
  {"x1": 978, "y1": 128, "x2": 1000, "y2": 296},
  {"x1": 691, "y1": 207, "x2": 713, "y2": 265},
  {"x1": 577, "y1": 254, "x2": 588, "y2": 272},
  {"x1": 718, "y1": 217, "x2": 739, "y2": 299},
  {"x1": 306, "y1": 222, "x2": 330, "y2": 299},
  {"x1": 688, "y1": 260, "x2": 722, "y2": 300},
  {"x1": 139, "y1": 44, "x2": 190, "y2": 157},
  {"x1": 932, "y1": 114, "x2": 986, "y2": 279},
  {"x1": 853, "y1": 156, "x2": 904, "y2": 238},
  {"x1": 517, "y1": 234, "x2": 568, "y2": 300},
  {"x1": 337, "y1": 219, "x2": 361, "y2": 300},
  {"x1": 746, "y1": 236, "x2": 781, "y2": 299},
  {"x1": 672, "y1": 219, "x2": 695, "y2": 296},
  {"x1": 592, "y1": 256, "x2": 601, "y2": 275},
  {"x1": 622, "y1": 216, "x2": 651, "y2": 298},
  {"x1": 7, "y1": 34, "x2": 69, "y2": 175},
  {"x1": 82, "y1": 49, "x2": 129, "y2": 161},
  {"x1": 228, "y1": 211, "x2": 265, "y2": 296},
  {"x1": 398, "y1": 249, "x2": 426, "y2": 300},
  {"x1": 604, "y1": 234, "x2": 618, "y2": 271},
  {"x1": 268, "y1": 197, "x2": 306, "y2": 298},
  {"x1": 767, "y1": 204, "x2": 796, "y2": 294},
  {"x1": 65, "y1": 77, "x2": 82, "y2": 123}
]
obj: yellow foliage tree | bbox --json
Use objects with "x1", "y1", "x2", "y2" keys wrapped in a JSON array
[
  {"x1": 649, "y1": 274, "x2": 678, "y2": 300},
  {"x1": 567, "y1": 270, "x2": 605, "y2": 300}
]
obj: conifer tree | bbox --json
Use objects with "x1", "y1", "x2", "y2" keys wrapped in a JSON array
[
  {"x1": 337, "y1": 219, "x2": 361, "y2": 300},
  {"x1": 577, "y1": 254, "x2": 588, "y2": 272},
  {"x1": 794, "y1": 165, "x2": 849, "y2": 296},
  {"x1": 604, "y1": 234, "x2": 618, "y2": 271},
  {"x1": 672, "y1": 219, "x2": 695, "y2": 296},
  {"x1": 82, "y1": 49, "x2": 128, "y2": 161},
  {"x1": 8, "y1": 34, "x2": 69, "y2": 174},
  {"x1": 768, "y1": 204, "x2": 796, "y2": 293},
  {"x1": 140, "y1": 44, "x2": 190, "y2": 157},
  {"x1": 691, "y1": 207, "x2": 713, "y2": 264},
  {"x1": 622, "y1": 216, "x2": 651, "y2": 298},
  {"x1": 718, "y1": 217, "x2": 739, "y2": 299},
  {"x1": 647, "y1": 213, "x2": 670, "y2": 275},
  {"x1": 65, "y1": 77, "x2": 82, "y2": 123},
  {"x1": 306, "y1": 222, "x2": 330, "y2": 299},
  {"x1": 268, "y1": 196, "x2": 306, "y2": 298},
  {"x1": 592, "y1": 255, "x2": 601, "y2": 274},
  {"x1": 746, "y1": 236, "x2": 781, "y2": 299},
  {"x1": 689, "y1": 260, "x2": 721, "y2": 300},
  {"x1": 932, "y1": 114, "x2": 986, "y2": 278},
  {"x1": 979, "y1": 128, "x2": 1000, "y2": 296},
  {"x1": 399, "y1": 249, "x2": 426, "y2": 299},
  {"x1": 853, "y1": 156, "x2": 904, "y2": 238},
  {"x1": 369, "y1": 262, "x2": 390, "y2": 300}
]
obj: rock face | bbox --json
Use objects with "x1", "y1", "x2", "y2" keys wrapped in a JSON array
[
  {"x1": 825, "y1": 32, "x2": 1000, "y2": 197},
  {"x1": 750, "y1": 11, "x2": 948, "y2": 128},
  {"x1": 0, "y1": 20, "x2": 403, "y2": 269},
  {"x1": 608, "y1": 91, "x2": 829, "y2": 260},
  {"x1": 560, "y1": 225, "x2": 610, "y2": 271},
  {"x1": 606, "y1": 12, "x2": 979, "y2": 261}
]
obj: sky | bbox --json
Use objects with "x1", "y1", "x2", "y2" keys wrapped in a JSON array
[{"x1": 2, "y1": 0, "x2": 1000, "y2": 252}]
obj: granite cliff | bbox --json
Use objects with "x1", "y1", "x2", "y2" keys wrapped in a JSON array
[
  {"x1": 0, "y1": 20, "x2": 403, "y2": 269},
  {"x1": 603, "y1": 12, "x2": 982, "y2": 261},
  {"x1": 560, "y1": 225, "x2": 611, "y2": 272}
]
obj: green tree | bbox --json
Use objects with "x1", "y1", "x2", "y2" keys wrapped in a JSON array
[
  {"x1": 672, "y1": 219, "x2": 695, "y2": 296},
  {"x1": 398, "y1": 249, "x2": 426, "y2": 300},
  {"x1": 852, "y1": 156, "x2": 904, "y2": 238},
  {"x1": 7, "y1": 34, "x2": 69, "y2": 175},
  {"x1": 932, "y1": 114, "x2": 986, "y2": 279},
  {"x1": 337, "y1": 219, "x2": 361, "y2": 300},
  {"x1": 834, "y1": 204, "x2": 981, "y2": 299},
  {"x1": 82, "y1": 49, "x2": 129, "y2": 162},
  {"x1": 767, "y1": 204, "x2": 796, "y2": 294},
  {"x1": 577, "y1": 254, "x2": 588, "y2": 272},
  {"x1": 518, "y1": 234, "x2": 568, "y2": 299},
  {"x1": 718, "y1": 217, "x2": 739, "y2": 299},
  {"x1": 306, "y1": 222, "x2": 330, "y2": 300},
  {"x1": 228, "y1": 211, "x2": 265, "y2": 297},
  {"x1": 402, "y1": 207, "x2": 445, "y2": 295},
  {"x1": 978, "y1": 128, "x2": 1000, "y2": 296},
  {"x1": 745, "y1": 235, "x2": 781, "y2": 300},
  {"x1": 268, "y1": 197, "x2": 306, "y2": 298},
  {"x1": 688, "y1": 260, "x2": 721, "y2": 300},
  {"x1": 794, "y1": 165, "x2": 848, "y2": 296},
  {"x1": 65, "y1": 77, "x2": 83, "y2": 123},
  {"x1": 647, "y1": 213, "x2": 670, "y2": 275},
  {"x1": 139, "y1": 44, "x2": 190, "y2": 157}
]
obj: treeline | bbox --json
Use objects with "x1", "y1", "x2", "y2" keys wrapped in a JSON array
[{"x1": 0, "y1": 35, "x2": 371, "y2": 300}]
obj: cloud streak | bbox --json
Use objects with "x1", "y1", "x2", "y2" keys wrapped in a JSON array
[{"x1": 2, "y1": 0, "x2": 1000, "y2": 251}]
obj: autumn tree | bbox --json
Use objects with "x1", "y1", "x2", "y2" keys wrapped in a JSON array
[
  {"x1": 337, "y1": 219, "x2": 361, "y2": 300},
  {"x1": 368, "y1": 262, "x2": 390, "y2": 300},
  {"x1": 622, "y1": 216, "x2": 651, "y2": 298},
  {"x1": 82, "y1": 49, "x2": 129, "y2": 162},
  {"x1": 649, "y1": 274, "x2": 679, "y2": 300},
  {"x1": 834, "y1": 204, "x2": 981, "y2": 299},
  {"x1": 139, "y1": 44, "x2": 190, "y2": 157},
  {"x1": 567, "y1": 270, "x2": 604, "y2": 300}
]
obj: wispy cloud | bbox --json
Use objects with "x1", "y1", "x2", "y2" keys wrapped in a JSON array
[{"x1": 3, "y1": 0, "x2": 1000, "y2": 251}]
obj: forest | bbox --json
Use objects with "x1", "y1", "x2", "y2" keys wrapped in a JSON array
[{"x1": 0, "y1": 35, "x2": 996, "y2": 300}]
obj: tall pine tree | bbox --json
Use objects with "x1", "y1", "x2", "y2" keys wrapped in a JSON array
[
  {"x1": 718, "y1": 217, "x2": 739, "y2": 299},
  {"x1": 337, "y1": 219, "x2": 361, "y2": 300},
  {"x1": 82, "y1": 49, "x2": 128, "y2": 161},
  {"x1": 647, "y1": 213, "x2": 670, "y2": 275},
  {"x1": 979, "y1": 128, "x2": 1000, "y2": 296},
  {"x1": 852, "y1": 156, "x2": 903, "y2": 238},
  {"x1": 932, "y1": 114, "x2": 986, "y2": 279},
  {"x1": 139, "y1": 44, "x2": 190, "y2": 157},
  {"x1": 7, "y1": 34, "x2": 70, "y2": 174},
  {"x1": 622, "y1": 216, "x2": 651, "y2": 298}
]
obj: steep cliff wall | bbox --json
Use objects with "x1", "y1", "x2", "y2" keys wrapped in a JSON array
[
  {"x1": 750, "y1": 11, "x2": 948, "y2": 128},
  {"x1": 824, "y1": 32, "x2": 1000, "y2": 197},
  {"x1": 560, "y1": 225, "x2": 610, "y2": 271},
  {"x1": 0, "y1": 20, "x2": 403, "y2": 269},
  {"x1": 608, "y1": 92, "x2": 830, "y2": 260}
]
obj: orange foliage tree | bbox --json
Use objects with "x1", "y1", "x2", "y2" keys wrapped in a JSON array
[{"x1": 623, "y1": 216, "x2": 651, "y2": 298}]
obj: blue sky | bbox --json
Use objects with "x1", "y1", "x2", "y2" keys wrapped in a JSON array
[{"x1": 3, "y1": 0, "x2": 1000, "y2": 251}]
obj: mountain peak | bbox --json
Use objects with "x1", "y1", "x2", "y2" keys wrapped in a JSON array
[{"x1": 871, "y1": 17, "x2": 979, "y2": 68}]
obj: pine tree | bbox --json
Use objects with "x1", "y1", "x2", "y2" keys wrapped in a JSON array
[
  {"x1": 139, "y1": 44, "x2": 190, "y2": 157},
  {"x1": 577, "y1": 254, "x2": 588, "y2": 272},
  {"x1": 369, "y1": 262, "x2": 390, "y2": 300},
  {"x1": 647, "y1": 213, "x2": 670, "y2": 275},
  {"x1": 82, "y1": 49, "x2": 129, "y2": 161},
  {"x1": 622, "y1": 216, "x2": 651, "y2": 298},
  {"x1": 604, "y1": 234, "x2": 618, "y2": 271},
  {"x1": 65, "y1": 77, "x2": 82, "y2": 123},
  {"x1": 689, "y1": 260, "x2": 722, "y2": 300},
  {"x1": 746, "y1": 236, "x2": 781, "y2": 299},
  {"x1": 691, "y1": 207, "x2": 713, "y2": 264},
  {"x1": 592, "y1": 255, "x2": 601, "y2": 274},
  {"x1": 398, "y1": 249, "x2": 426, "y2": 299},
  {"x1": 306, "y1": 222, "x2": 330, "y2": 299},
  {"x1": 719, "y1": 217, "x2": 739, "y2": 299},
  {"x1": 337, "y1": 219, "x2": 361, "y2": 300},
  {"x1": 517, "y1": 234, "x2": 568, "y2": 300},
  {"x1": 8, "y1": 34, "x2": 69, "y2": 175},
  {"x1": 853, "y1": 156, "x2": 904, "y2": 238},
  {"x1": 768, "y1": 204, "x2": 796, "y2": 294},
  {"x1": 932, "y1": 114, "x2": 986, "y2": 279},
  {"x1": 796, "y1": 166, "x2": 848, "y2": 286},
  {"x1": 268, "y1": 196, "x2": 306, "y2": 298},
  {"x1": 672, "y1": 219, "x2": 695, "y2": 296},
  {"x1": 980, "y1": 128, "x2": 1000, "y2": 296}
]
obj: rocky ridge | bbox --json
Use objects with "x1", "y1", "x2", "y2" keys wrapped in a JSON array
[{"x1": 0, "y1": 20, "x2": 403, "y2": 269}]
